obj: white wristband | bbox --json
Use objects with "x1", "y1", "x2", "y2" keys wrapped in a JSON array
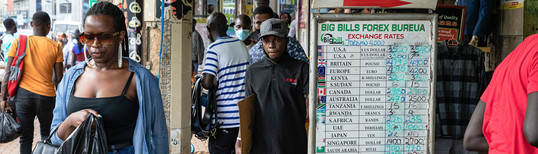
[{"x1": 237, "y1": 137, "x2": 241, "y2": 141}]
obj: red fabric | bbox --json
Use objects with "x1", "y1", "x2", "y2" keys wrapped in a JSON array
[
  {"x1": 481, "y1": 34, "x2": 538, "y2": 153},
  {"x1": 7, "y1": 35, "x2": 26, "y2": 100}
]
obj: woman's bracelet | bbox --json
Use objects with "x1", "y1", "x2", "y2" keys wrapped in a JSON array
[{"x1": 237, "y1": 137, "x2": 241, "y2": 141}]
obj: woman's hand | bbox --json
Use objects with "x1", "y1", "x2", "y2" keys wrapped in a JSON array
[
  {"x1": 66, "y1": 109, "x2": 98, "y2": 128},
  {"x1": 57, "y1": 109, "x2": 99, "y2": 140}
]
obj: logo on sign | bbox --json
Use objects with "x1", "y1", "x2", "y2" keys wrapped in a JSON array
[{"x1": 321, "y1": 33, "x2": 344, "y2": 45}]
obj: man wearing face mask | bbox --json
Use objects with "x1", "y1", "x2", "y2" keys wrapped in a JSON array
[{"x1": 234, "y1": 14, "x2": 254, "y2": 51}]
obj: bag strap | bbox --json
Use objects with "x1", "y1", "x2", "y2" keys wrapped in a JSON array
[
  {"x1": 44, "y1": 123, "x2": 61, "y2": 143},
  {"x1": 14, "y1": 35, "x2": 27, "y2": 66}
]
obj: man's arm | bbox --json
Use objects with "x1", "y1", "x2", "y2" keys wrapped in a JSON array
[
  {"x1": 1, "y1": 57, "x2": 13, "y2": 99},
  {"x1": 524, "y1": 92, "x2": 538, "y2": 147},
  {"x1": 201, "y1": 50, "x2": 218, "y2": 89},
  {"x1": 463, "y1": 100, "x2": 489, "y2": 152},
  {"x1": 0, "y1": 57, "x2": 14, "y2": 111},
  {"x1": 201, "y1": 73, "x2": 216, "y2": 89},
  {"x1": 53, "y1": 62, "x2": 63, "y2": 88}
]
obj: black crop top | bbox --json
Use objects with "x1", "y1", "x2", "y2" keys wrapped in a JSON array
[{"x1": 66, "y1": 72, "x2": 139, "y2": 146}]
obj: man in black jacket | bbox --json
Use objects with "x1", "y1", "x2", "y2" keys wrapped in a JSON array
[{"x1": 235, "y1": 19, "x2": 309, "y2": 153}]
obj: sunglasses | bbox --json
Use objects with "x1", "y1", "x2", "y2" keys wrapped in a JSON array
[{"x1": 79, "y1": 32, "x2": 120, "y2": 44}]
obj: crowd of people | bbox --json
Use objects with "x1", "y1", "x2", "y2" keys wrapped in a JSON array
[
  {"x1": 192, "y1": 5, "x2": 310, "y2": 154},
  {"x1": 3, "y1": 1, "x2": 538, "y2": 154},
  {"x1": 0, "y1": 1, "x2": 309, "y2": 154}
]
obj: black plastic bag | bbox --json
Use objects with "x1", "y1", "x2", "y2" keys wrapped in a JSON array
[
  {"x1": 57, "y1": 114, "x2": 108, "y2": 154},
  {"x1": 0, "y1": 111, "x2": 20, "y2": 143}
]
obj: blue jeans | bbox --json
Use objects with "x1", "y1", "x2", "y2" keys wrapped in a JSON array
[
  {"x1": 193, "y1": 61, "x2": 199, "y2": 73},
  {"x1": 15, "y1": 88, "x2": 55, "y2": 154},
  {"x1": 109, "y1": 145, "x2": 134, "y2": 154},
  {"x1": 458, "y1": 0, "x2": 493, "y2": 37}
]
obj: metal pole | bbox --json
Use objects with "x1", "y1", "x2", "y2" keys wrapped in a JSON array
[{"x1": 307, "y1": 11, "x2": 318, "y2": 154}]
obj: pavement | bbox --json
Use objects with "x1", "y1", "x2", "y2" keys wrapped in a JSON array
[
  {"x1": 191, "y1": 136, "x2": 209, "y2": 154},
  {"x1": 0, "y1": 118, "x2": 41, "y2": 154},
  {"x1": 0, "y1": 118, "x2": 211, "y2": 154}
]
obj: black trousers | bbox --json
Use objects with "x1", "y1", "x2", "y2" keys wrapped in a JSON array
[
  {"x1": 208, "y1": 127, "x2": 239, "y2": 154},
  {"x1": 14, "y1": 88, "x2": 55, "y2": 154}
]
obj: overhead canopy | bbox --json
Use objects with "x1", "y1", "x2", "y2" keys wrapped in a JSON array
[{"x1": 312, "y1": 0, "x2": 437, "y2": 10}]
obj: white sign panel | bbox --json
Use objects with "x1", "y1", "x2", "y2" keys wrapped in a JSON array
[{"x1": 315, "y1": 19, "x2": 434, "y2": 154}]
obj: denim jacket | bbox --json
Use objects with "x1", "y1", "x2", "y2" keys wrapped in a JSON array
[{"x1": 50, "y1": 58, "x2": 169, "y2": 154}]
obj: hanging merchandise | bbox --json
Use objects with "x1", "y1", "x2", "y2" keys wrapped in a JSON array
[
  {"x1": 129, "y1": 16, "x2": 141, "y2": 28},
  {"x1": 117, "y1": 0, "x2": 143, "y2": 64},
  {"x1": 129, "y1": 1, "x2": 142, "y2": 13},
  {"x1": 435, "y1": 40, "x2": 485, "y2": 139},
  {"x1": 191, "y1": 77, "x2": 221, "y2": 140}
]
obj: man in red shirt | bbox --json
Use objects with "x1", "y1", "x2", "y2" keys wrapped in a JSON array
[{"x1": 464, "y1": 34, "x2": 538, "y2": 153}]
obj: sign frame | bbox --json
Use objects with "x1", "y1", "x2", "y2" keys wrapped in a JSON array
[
  {"x1": 307, "y1": 13, "x2": 437, "y2": 154},
  {"x1": 312, "y1": 0, "x2": 437, "y2": 10}
]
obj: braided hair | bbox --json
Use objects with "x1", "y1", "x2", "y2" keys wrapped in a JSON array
[{"x1": 83, "y1": 1, "x2": 129, "y2": 56}]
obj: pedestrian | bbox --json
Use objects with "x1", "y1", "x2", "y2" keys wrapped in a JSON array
[
  {"x1": 0, "y1": 11, "x2": 64, "y2": 154},
  {"x1": 71, "y1": 29, "x2": 88, "y2": 66},
  {"x1": 0, "y1": 18, "x2": 17, "y2": 83},
  {"x1": 192, "y1": 19, "x2": 204, "y2": 73},
  {"x1": 201, "y1": 12, "x2": 249, "y2": 154},
  {"x1": 48, "y1": 2, "x2": 169, "y2": 153},
  {"x1": 288, "y1": 17, "x2": 297, "y2": 39},
  {"x1": 279, "y1": 12, "x2": 291, "y2": 27},
  {"x1": 250, "y1": 6, "x2": 272, "y2": 42},
  {"x1": 235, "y1": 19, "x2": 309, "y2": 154},
  {"x1": 464, "y1": 34, "x2": 538, "y2": 153},
  {"x1": 249, "y1": 6, "x2": 308, "y2": 64},
  {"x1": 56, "y1": 33, "x2": 67, "y2": 49},
  {"x1": 62, "y1": 29, "x2": 79, "y2": 70},
  {"x1": 1, "y1": 18, "x2": 17, "y2": 63},
  {"x1": 234, "y1": 14, "x2": 255, "y2": 51}
]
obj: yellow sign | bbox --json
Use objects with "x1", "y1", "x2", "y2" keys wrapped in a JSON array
[{"x1": 502, "y1": 0, "x2": 524, "y2": 9}]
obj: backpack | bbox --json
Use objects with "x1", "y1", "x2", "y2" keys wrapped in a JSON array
[
  {"x1": 7, "y1": 35, "x2": 28, "y2": 102},
  {"x1": 191, "y1": 77, "x2": 221, "y2": 140}
]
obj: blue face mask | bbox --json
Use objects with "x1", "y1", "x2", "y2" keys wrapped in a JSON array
[{"x1": 235, "y1": 29, "x2": 250, "y2": 41}]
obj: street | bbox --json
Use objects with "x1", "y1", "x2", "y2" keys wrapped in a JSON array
[
  {"x1": 0, "y1": 118, "x2": 210, "y2": 153},
  {"x1": 0, "y1": 118, "x2": 41, "y2": 154}
]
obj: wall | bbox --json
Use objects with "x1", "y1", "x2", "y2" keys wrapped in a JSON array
[{"x1": 143, "y1": 0, "x2": 193, "y2": 153}]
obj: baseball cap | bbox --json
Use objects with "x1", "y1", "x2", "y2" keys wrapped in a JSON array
[{"x1": 260, "y1": 19, "x2": 288, "y2": 38}]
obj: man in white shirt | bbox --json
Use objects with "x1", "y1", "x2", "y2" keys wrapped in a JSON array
[{"x1": 201, "y1": 12, "x2": 250, "y2": 154}]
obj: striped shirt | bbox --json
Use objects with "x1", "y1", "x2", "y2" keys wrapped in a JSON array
[{"x1": 202, "y1": 36, "x2": 249, "y2": 128}]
